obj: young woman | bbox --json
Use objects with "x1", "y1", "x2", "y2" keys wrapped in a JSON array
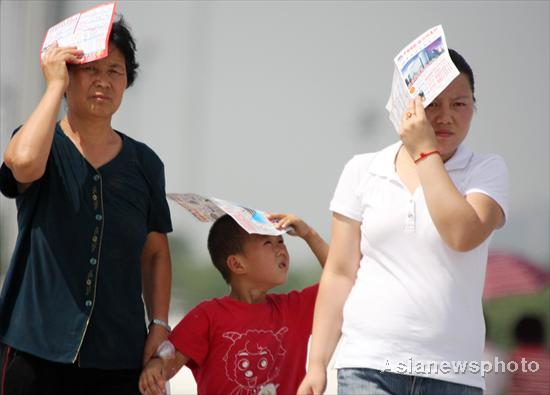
[{"x1": 298, "y1": 50, "x2": 509, "y2": 395}]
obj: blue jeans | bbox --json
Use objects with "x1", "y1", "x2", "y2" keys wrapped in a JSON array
[{"x1": 338, "y1": 368, "x2": 483, "y2": 395}]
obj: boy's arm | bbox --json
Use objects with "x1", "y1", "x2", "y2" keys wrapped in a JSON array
[
  {"x1": 139, "y1": 351, "x2": 189, "y2": 395},
  {"x1": 268, "y1": 213, "x2": 329, "y2": 267},
  {"x1": 302, "y1": 228, "x2": 329, "y2": 268}
]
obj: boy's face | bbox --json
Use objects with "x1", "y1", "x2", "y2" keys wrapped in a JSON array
[{"x1": 239, "y1": 234, "x2": 290, "y2": 288}]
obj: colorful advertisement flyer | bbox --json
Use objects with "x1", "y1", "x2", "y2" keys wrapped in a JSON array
[
  {"x1": 386, "y1": 25, "x2": 459, "y2": 132},
  {"x1": 40, "y1": 2, "x2": 116, "y2": 64}
]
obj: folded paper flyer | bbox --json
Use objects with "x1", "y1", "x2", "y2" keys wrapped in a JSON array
[
  {"x1": 40, "y1": 2, "x2": 117, "y2": 64},
  {"x1": 167, "y1": 193, "x2": 290, "y2": 236},
  {"x1": 386, "y1": 25, "x2": 459, "y2": 131}
]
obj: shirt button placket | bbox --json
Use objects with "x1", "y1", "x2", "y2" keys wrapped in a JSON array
[
  {"x1": 86, "y1": 172, "x2": 103, "y2": 310},
  {"x1": 404, "y1": 198, "x2": 416, "y2": 232}
]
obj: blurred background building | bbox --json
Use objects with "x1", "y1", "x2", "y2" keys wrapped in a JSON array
[{"x1": 1, "y1": 1, "x2": 548, "y2": 394}]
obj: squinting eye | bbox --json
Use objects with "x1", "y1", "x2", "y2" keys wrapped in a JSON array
[{"x1": 454, "y1": 102, "x2": 466, "y2": 107}]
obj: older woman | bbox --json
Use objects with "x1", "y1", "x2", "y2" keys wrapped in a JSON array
[
  {"x1": 0, "y1": 17, "x2": 172, "y2": 395},
  {"x1": 299, "y1": 50, "x2": 509, "y2": 395}
]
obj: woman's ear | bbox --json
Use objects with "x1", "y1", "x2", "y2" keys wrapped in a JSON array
[{"x1": 227, "y1": 255, "x2": 246, "y2": 276}]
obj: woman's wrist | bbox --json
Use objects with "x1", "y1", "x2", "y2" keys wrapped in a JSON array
[
  {"x1": 45, "y1": 79, "x2": 67, "y2": 94},
  {"x1": 414, "y1": 150, "x2": 441, "y2": 164},
  {"x1": 149, "y1": 318, "x2": 171, "y2": 333},
  {"x1": 402, "y1": 141, "x2": 437, "y2": 162},
  {"x1": 307, "y1": 359, "x2": 328, "y2": 373}
]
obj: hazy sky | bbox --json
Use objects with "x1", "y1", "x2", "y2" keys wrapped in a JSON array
[{"x1": 1, "y1": 1, "x2": 549, "y2": 268}]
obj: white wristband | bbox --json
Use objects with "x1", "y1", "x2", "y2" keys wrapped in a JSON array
[{"x1": 156, "y1": 340, "x2": 176, "y2": 360}]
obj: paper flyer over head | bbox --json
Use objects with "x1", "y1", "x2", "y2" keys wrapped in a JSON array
[
  {"x1": 40, "y1": 2, "x2": 117, "y2": 64},
  {"x1": 386, "y1": 25, "x2": 460, "y2": 132},
  {"x1": 167, "y1": 193, "x2": 290, "y2": 236}
]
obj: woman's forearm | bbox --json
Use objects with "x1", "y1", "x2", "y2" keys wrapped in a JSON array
[
  {"x1": 308, "y1": 213, "x2": 361, "y2": 368},
  {"x1": 4, "y1": 83, "x2": 65, "y2": 183},
  {"x1": 308, "y1": 269, "x2": 355, "y2": 369},
  {"x1": 416, "y1": 154, "x2": 503, "y2": 251},
  {"x1": 141, "y1": 232, "x2": 172, "y2": 322}
]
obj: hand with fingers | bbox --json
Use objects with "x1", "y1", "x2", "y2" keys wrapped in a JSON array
[
  {"x1": 267, "y1": 212, "x2": 311, "y2": 238},
  {"x1": 297, "y1": 365, "x2": 328, "y2": 395},
  {"x1": 40, "y1": 42, "x2": 84, "y2": 91},
  {"x1": 268, "y1": 212, "x2": 329, "y2": 268},
  {"x1": 139, "y1": 357, "x2": 168, "y2": 395},
  {"x1": 399, "y1": 96, "x2": 438, "y2": 160}
]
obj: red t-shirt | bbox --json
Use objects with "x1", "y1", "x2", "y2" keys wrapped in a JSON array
[{"x1": 169, "y1": 285, "x2": 318, "y2": 395}]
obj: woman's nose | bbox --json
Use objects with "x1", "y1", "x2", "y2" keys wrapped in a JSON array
[
  {"x1": 435, "y1": 106, "x2": 452, "y2": 124},
  {"x1": 93, "y1": 71, "x2": 110, "y2": 87}
]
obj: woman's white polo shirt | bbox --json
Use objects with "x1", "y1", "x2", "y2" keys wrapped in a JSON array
[{"x1": 329, "y1": 142, "x2": 509, "y2": 389}]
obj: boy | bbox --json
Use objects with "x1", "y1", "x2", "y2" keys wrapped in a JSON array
[{"x1": 139, "y1": 213, "x2": 328, "y2": 395}]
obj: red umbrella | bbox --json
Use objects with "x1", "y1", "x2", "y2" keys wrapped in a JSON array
[{"x1": 483, "y1": 251, "x2": 550, "y2": 299}]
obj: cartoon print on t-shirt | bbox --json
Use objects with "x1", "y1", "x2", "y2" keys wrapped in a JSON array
[{"x1": 223, "y1": 327, "x2": 288, "y2": 395}]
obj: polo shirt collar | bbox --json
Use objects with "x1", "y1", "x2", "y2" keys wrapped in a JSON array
[
  {"x1": 444, "y1": 144, "x2": 473, "y2": 171},
  {"x1": 368, "y1": 141, "x2": 473, "y2": 178}
]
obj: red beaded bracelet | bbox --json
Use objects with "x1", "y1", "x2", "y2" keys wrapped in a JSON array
[{"x1": 414, "y1": 150, "x2": 440, "y2": 163}]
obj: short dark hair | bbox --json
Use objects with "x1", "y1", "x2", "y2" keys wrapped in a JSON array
[
  {"x1": 449, "y1": 49, "x2": 475, "y2": 101},
  {"x1": 207, "y1": 214, "x2": 250, "y2": 283},
  {"x1": 109, "y1": 16, "x2": 139, "y2": 88},
  {"x1": 514, "y1": 315, "x2": 545, "y2": 345}
]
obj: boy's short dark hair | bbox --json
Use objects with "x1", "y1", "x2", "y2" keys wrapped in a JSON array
[
  {"x1": 109, "y1": 16, "x2": 139, "y2": 88},
  {"x1": 207, "y1": 214, "x2": 250, "y2": 284}
]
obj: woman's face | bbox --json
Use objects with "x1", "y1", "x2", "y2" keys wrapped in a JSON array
[
  {"x1": 425, "y1": 73, "x2": 474, "y2": 161},
  {"x1": 65, "y1": 45, "x2": 127, "y2": 120}
]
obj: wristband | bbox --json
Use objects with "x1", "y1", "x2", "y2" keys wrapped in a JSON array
[
  {"x1": 414, "y1": 150, "x2": 440, "y2": 163},
  {"x1": 156, "y1": 340, "x2": 176, "y2": 360},
  {"x1": 149, "y1": 318, "x2": 172, "y2": 333}
]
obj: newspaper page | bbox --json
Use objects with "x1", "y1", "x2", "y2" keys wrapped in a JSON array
[
  {"x1": 386, "y1": 25, "x2": 459, "y2": 132},
  {"x1": 167, "y1": 193, "x2": 290, "y2": 236},
  {"x1": 40, "y1": 2, "x2": 117, "y2": 64}
]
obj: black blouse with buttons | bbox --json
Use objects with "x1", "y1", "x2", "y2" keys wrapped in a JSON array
[{"x1": 0, "y1": 123, "x2": 172, "y2": 369}]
